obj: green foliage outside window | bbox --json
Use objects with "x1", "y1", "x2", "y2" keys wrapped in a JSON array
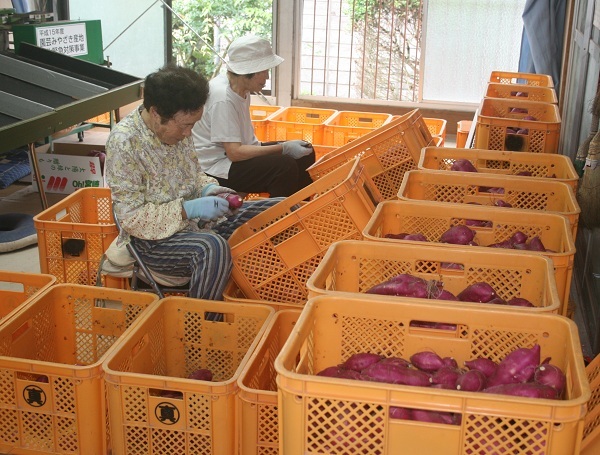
[{"x1": 172, "y1": 0, "x2": 273, "y2": 79}]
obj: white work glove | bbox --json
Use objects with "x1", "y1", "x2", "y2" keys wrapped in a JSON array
[
  {"x1": 282, "y1": 140, "x2": 313, "y2": 159},
  {"x1": 182, "y1": 196, "x2": 230, "y2": 221},
  {"x1": 202, "y1": 184, "x2": 237, "y2": 197}
]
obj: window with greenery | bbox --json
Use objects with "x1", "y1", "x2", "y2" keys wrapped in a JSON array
[{"x1": 172, "y1": 0, "x2": 273, "y2": 80}]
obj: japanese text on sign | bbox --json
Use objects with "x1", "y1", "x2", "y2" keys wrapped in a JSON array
[{"x1": 35, "y1": 23, "x2": 88, "y2": 57}]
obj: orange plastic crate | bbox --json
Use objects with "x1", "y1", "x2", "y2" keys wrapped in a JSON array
[
  {"x1": 103, "y1": 297, "x2": 273, "y2": 455},
  {"x1": 0, "y1": 270, "x2": 55, "y2": 323},
  {"x1": 424, "y1": 117, "x2": 448, "y2": 145},
  {"x1": 306, "y1": 239, "x2": 560, "y2": 313},
  {"x1": 223, "y1": 278, "x2": 302, "y2": 312},
  {"x1": 0, "y1": 284, "x2": 158, "y2": 455},
  {"x1": 228, "y1": 157, "x2": 381, "y2": 304},
  {"x1": 363, "y1": 200, "x2": 575, "y2": 314},
  {"x1": 456, "y1": 120, "x2": 473, "y2": 148},
  {"x1": 475, "y1": 98, "x2": 561, "y2": 153},
  {"x1": 33, "y1": 187, "x2": 122, "y2": 286},
  {"x1": 489, "y1": 70, "x2": 554, "y2": 87},
  {"x1": 418, "y1": 146, "x2": 579, "y2": 191},
  {"x1": 307, "y1": 109, "x2": 433, "y2": 200},
  {"x1": 313, "y1": 144, "x2": 336, "y2": 162},
  {"x1": 397, "y1": 170, "x2": 580, "y2": 239},
  {"x1": 250, "y1": 104, "x2": 284, "y2": 142},
  {"x1": 237, "y1": 309, "x2": 301, "y2": 455},
  {"x1": 265, "y1": 106, "x2": 336, "y2": 144},
  {"x1": 322, "y1": 110, "x2": 392, "y2": 147},
  {"x1": 485, "y1": 82, "x2": 558, "y2": 104},
  {"x1": 275, "y1": 295, "x2": 589, "y2": 455},
  {"x1": 582, "y1": 354, "x2": 600, "y2": 454}
]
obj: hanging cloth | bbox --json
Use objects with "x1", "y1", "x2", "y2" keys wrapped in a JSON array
[{"x1": 518, "y1": 0, "x2": 566, "y2": 95}]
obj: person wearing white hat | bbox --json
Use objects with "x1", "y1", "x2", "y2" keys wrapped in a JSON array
[{"x1": 191, "y1": 34, "x2": 315, "y2": 197}]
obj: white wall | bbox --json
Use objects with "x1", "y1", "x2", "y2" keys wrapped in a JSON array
[{"x1": 68, "y1": 0, "x2": 165, "y2": 78}]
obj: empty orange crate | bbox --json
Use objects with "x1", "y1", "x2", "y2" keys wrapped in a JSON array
[
  {"x1": 0, "y1": 284, "x2": 158, "y2": 455},
  {"x1": 103, "y1": 297, "x2": 273, "y2": 455},
  {"x1": 322, "y1": 110, "x2": 392, "y2": 147},
  {"x1": 33, "y1": 187, "x2": 121, "y2": 286},
  {"x1": 237, "y1": 309, "x2": 301, "y2": 455},
  {"x1": 489, "y1": 70, "x2": 554, "y2": 87},
  {"x1": 456, "y1": 120, "x2": 473, "y2": 148},
  {"x1": 275, "y1": 295, "x2": 589, "y2": 455},
  {"x1": 363, "y1": 200, "x2": 575, "y2": 314},
  {"x1": 307, "y1": 109, "x2": 433, "y2": 200},
  {"x1": 475, "y1": 97, "x2": 561, "y2": 153},
  {"x1": 397, "y1": 170, "x2": 580, "y2": 238},
  {"x1": 250, "y1": 104, "x2": 284, "y2": 141},
  {"x1": 0, "y1": 270, "x2": 55, "y2": 323},
  {"x1": 228, "y1": 157, "x2": 381, "y2": 304},
  {"x1": 265, "y1": 107, "x2": 336, "y2": 144},
  {"x1": 306, "y1": 239, "x2": 560, "y2": 313},
  {"x1": 424, "y1": 117, "x2": 448, "y2": 145},
  {"x1": 582, "y1": 354, "x2": 600, "y2": 454},
  {"x1": 485, "y1": 82, "x2": 558, "y2": 103},
  {"x1": 418, "y1": 146, "x2": 579, "y2": 191}
]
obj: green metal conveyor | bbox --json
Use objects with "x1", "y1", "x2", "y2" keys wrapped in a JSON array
[{"x1": 0, "y1": 43, "x2": 143, "y2": 208}]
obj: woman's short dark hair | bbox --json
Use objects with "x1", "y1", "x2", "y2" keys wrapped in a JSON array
[{"x1": 143, "y1": 64, "x2": 209, "y2": 121}]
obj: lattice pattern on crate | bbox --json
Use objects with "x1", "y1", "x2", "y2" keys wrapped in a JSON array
[
  {"x1": 470, "y1": 329, "x2": 538, "y2": 363},
  {"x1": 341, "y1": 315, "x2": 407, "y2": 359},
  {"x1": 22, "y1": 412, "x2": 54, "y2": 450},
  {"x1": 357, "y1": 258, "x2": 412, "y2": 292},
  {"x1": 306, "y1": 398, "x2": 385, "y2": 454},
  {"x1": 0, "y1": 408, "x2": 18, "y2": 443},
  {"x1": 464, "y1": 414, "x2": 549, "y2": 455},
  {"x1": 258, "y1": 403, "x2": 279, "y2": 445},
  {"x1": 584, "y1": 406, "x2": 600, "y2": 440}
]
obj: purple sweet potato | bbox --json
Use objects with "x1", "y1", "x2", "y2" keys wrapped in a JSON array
[
  {"x1": 336, "y1": 369, "x2": 364, "y2": 380},
  {"x1": 362, "y1": 362, "x2": 430, "y2": 386},
  {"x1": 188, "y1": 368, "x2": 213, "y2": 381},
  {"x1": 483, "y1": 382, "x2": 558, "y2": 399},
  {"x1": 507, "y1": 297, "x2": 535, "y2": 307},
  {"x1": 410, "y1": 351, "x2": 445, "y2": 373},
  {"x1": 431, "y1": 366, "x2": 462, "y2": 389},
  {"x1": 465, "y1": 219, "x2": 493, "y2": 228},
  {"x1": 450, "y1": 159, "x2": 478, "y2": 173},
  {"x1": 442, "y1": 357, "x2": 459, "y2": 369},
  {"x1": 493, "y1": 199, "x2": 512, "y2": 207},
  {"x1": 487, "y1": 239, "x2": 515, "y2": 249},
  {"x1": 439, "y1": 225, "x2": 476, "y2": 245},
  {"x1": 378, "y1": 356, "x2": 411, "y2": 368},
  {"x1": 403, "y1": 233, "x2": 428, "y2": 242},
  {"x1": 527, "y1": 236, "x2": 546, "y2": 252},
  {"x1": 534, "y1": 364, "x2": 566, "y2": 397},
  {"x1": 491, "y1": 344, "x2": 541, "y2": 385},
  {"x1": 464, "y1": 357, "x2": 498, "y2": 378},
  {"x1": 317, "y1": 366, "x2": 342, "y2": 377},
  {"x1": 510, "y1": 231, "x2": 528, "y2": 245},
  {"x1": 411, "y1": 409, "x2": 458, "y2": 425},
  {"x1": 516, "y1": 170, "x2": 533, "y2": 176},
  {"x1": 456, "y1": 369, "x2": 487, "y2": 391},
  {"x1": 389, "y1": 406, "x2": 412, "y2": 420},
  {"x1": 341, "y1": 352, "x2": 382, "y2": 372},
  {"x1": 457, "y1": 282, "x2": 497, "y2": 303},
  {"x1": 384, "y1": 232, "x2": 409, "y2": 239},
  {"x1": 440, "y1": 262, "x2": 464, "y2": 270}
]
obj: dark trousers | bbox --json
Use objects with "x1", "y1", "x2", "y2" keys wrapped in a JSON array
[{"x1": 212, "y1": 152, "x2": 315, "y2": 197}]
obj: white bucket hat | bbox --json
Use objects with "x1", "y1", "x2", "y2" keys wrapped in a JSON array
[{"x1": 225, "y1": 35, "x2": 284, "y2": 75}]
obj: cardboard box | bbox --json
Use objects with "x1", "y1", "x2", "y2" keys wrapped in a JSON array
[{"x1": 29, "y1": 151, "x2": 104, "y2": 194}]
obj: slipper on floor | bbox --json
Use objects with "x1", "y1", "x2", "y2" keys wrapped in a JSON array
[{"x1": 0, "y1": 213, "x2": 38, "y2": 253}]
